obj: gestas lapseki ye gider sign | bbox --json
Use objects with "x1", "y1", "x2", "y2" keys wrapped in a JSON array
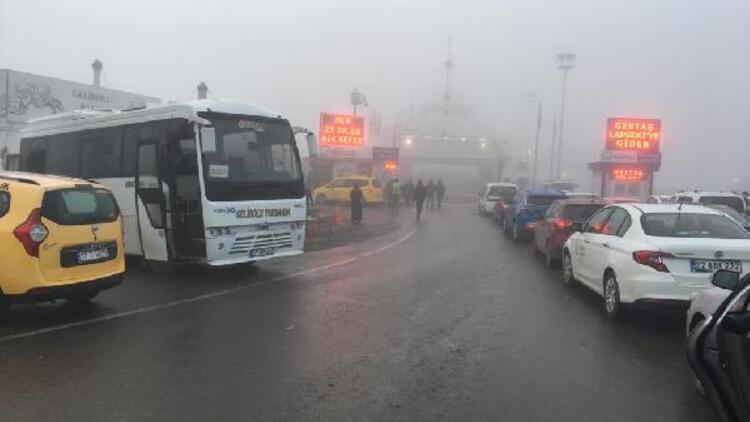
[
  {"x1": 320, "y1": 113, "x2": 365, "y2": 148},
  {"x1": 606, "y1": 118, "x2": 661, "y2": 152}
]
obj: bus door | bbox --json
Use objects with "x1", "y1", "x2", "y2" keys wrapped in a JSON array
[{"x1": 135, "y1": 140, "x2": 170, "y2": 262}]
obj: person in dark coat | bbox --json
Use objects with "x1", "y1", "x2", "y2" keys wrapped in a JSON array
[
  {"x1": 413, "y1": 179, "x2": 427, "y2": 221},
  {"x1": 425, "y1": 180, "x2": 436, "y2": 210},
  {"x1": 436, "y1": 179, "x2": 445, "y2": 210},
  {"x1": 350, "y1": 184, "x2": 364, "y2": 224}
]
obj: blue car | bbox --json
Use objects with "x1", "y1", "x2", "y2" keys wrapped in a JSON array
[{"x1": 503, "y1": 190, "x2": 568, "y2": 242}]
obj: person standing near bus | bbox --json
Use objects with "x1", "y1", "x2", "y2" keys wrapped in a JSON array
[
  {"x1": 425, "y1": 180, "x2": 436, "y2": 210},
  {"x1": 350, "y1": 183, "x2": 364, "y2": 224},
  {"x1": 413, "y1": 179, "x2": 427, "y2": 221},
  {"x1": 436, "y1": 179, "x2": 445, "y2": 210}
]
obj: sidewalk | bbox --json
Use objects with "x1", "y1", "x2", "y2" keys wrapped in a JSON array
[{"x1": 305, "y1": 202, "x2": 404, "y2": 252}]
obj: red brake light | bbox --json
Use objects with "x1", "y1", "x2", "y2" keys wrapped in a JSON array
[
  {"x1": 551, "y1": 218, "x2": 573, "y2": 230},
  {"x1": 632, "y1": 250, "x2": 673, "y2": 273},
  {"x1": 13, "y1": 208, "x2": 48, "y2": 257}
]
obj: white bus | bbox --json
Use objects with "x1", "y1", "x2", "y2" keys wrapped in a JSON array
[{"x1": 18, "y1": 99, "x2": 317, "y2": 267}]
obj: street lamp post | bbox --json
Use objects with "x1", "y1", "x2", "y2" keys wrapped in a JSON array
[
  {"x1": 350, "y1": 88, "x2": 367, "y2": 116},
  {"x1": 556, "y1": 53, "x2": 575, "y2": 180},
  {"x1": 531, "y1": 102, "x2": 542, "y2": 188}
]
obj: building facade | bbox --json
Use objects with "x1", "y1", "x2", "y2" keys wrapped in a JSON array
[{"x1": 0, "y1": 69, "x2": 159, "y2": 166}]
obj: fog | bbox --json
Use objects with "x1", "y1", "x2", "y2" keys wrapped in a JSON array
[{"x1": 2, "y1": 0, "x2": 749, "y2": 193}]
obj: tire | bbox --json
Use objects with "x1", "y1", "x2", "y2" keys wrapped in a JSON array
[
  {"x1": 0, "y1": 291, "x2": 8, "y2": 317},
  {"x1": 544, "y1": 246, "x2": 557, "y2": 268},
  {"x1": 603, "y1": 272, "x2": 623, "y2": 320},
  {"x1": 67, "y1": 291, "x2": 98, "y2": 305},
  {"x1": 562, "y1": 250, "x2": 576, "y2": 286},
  {"x1": 512, "y1": 224, "x2": 521, "y2": 242}
]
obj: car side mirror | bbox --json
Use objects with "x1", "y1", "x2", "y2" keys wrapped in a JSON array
[
  {"x1": 712, "y1": 269, "x2": 741, "y2": 291},
  {"x1": 570, "y1": 222, "x2": 583, "y2": 232},
  {"x1": 306, "y1": 133, "x2": 319, "y2": 158}
]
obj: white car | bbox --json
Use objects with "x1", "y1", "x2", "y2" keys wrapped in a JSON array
[
  {"x1": 478, "y1": 183, "x2": 517, "y2": 215},
  {"x1": 645, "y1": 195, "x2": 672, "y2": 204},
  {"x1": 671, "y1": 191, "x2": 747, "y2": 214},
  {"x1": 562, "y1": 203, "x2": 750, "y2": 319}
]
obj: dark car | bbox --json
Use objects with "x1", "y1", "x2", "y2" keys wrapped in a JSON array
[
  {"x1": 503, "y1": 190, "x2": 567, "y2": 242},
  {"x1": 687, "y1": 270, "x2": 750, "y2": 422},
  {"x1": 532, "y1": 199, "x2": 608, "y2": 267}
]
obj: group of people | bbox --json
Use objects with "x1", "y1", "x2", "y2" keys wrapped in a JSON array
[
  {"x1": 349, "y1": 177, "x2": 446, "y2": 224},
  {"x1": 410, "y1": 179, "x2": 445, "y2": 221}
]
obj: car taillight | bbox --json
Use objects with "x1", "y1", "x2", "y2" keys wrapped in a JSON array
[
  {"x1": 632, "y1": 250, "x2": 673, "y2": 273},
  {"x1": 551, "y1": 218, "x2": 573, "y2": 230},
  {"x1": 13, "y1": 208, "x2": 48, "y2": 257}
]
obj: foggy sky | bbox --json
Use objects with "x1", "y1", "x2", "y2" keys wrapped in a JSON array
[{"x1": 2, "y1": 0, "x2": 749, "y2": 192}]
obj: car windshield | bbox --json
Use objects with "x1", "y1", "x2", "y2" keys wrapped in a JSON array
[
  {"x1": 562, "y1": 204, "x2": 604, "y2": 222},
  {"x1": 641, "y1": 213, "x2": 750, "y2": 239},
  {"x1": 699, "y1": 196, "x2": 745, "y2": 214},
  {"x1": 488, "y1": 186, "x2": 516, "y2": 199},
  {"x1": 42, "y1": 188, "x2": 120, "y2": 225},
  {"x1": 200, "y1": 114, "x2": 303, "y2": 201},
  {"x1": 527, "y1": 195, "x2": 563, "y2": 206}
]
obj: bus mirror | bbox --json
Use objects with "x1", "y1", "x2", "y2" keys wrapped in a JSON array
[
  {"x1": 201, "y1": 127, "x2": 217, "y2": 153},
  {"x1": 306, "y1": 133, "x2": 319, "y2": 158}
]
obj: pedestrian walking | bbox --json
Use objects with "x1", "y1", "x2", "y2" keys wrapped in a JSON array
[
  {"x1": 426, "y1": 180, "x2": 436, "y2": 210},
  {"x1": 436, "y1": 179, "x2": 445, "y2": 210},
  {"x1": 404, "y1": 180, "x2": 414, "y2": 204},
  {"x1": 350, "y1": 183, "x2": 364, "y2": 224},
  {"x1": 391, "y1": 178, "x2": 401, "y2": 214},
  {"x1": 413, "y1": 179, "x2": 427, "y2": 221}
]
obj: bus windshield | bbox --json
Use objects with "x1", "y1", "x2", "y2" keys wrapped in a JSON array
[{"x1": 201, "y1": 114, "x2": 304, "y2": 201}]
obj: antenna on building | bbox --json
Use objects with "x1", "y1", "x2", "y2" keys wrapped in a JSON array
[
  {"x1": 197, "y1": 82, "x2": 208, "y2": 99},
  {"x1": 91, "y1": 59, "x2": 103, "y2": 87}
]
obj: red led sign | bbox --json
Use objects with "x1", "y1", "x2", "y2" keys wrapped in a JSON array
[
  {"x1": 606, "y1": 118, "x2": 661, "y2": 152},
  {"x1": 320, "y1": 112, "x2": 365, "y2": 148},
  {"x1": 611, "y1": 167, "x2": 646, "y2": 181},
  {"x1": 384, "y1": 160, "x2": 398, "y2": 171}
]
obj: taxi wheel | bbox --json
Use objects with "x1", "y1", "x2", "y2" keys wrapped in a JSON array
[
  {"x1": 0, "y1": 291, "x2": 8, "y2": 316},
  {"x1": 67, "y1": 291, "x2": 98, "y2": 305}
]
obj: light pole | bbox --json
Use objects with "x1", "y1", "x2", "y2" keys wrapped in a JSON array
[
  {"x1": 350, "y1": 88, "x2": 367, "y2": 116},
  {"x1": 556, "y1": 53, "x2": 575, "y2": 180},
  {"x1": 531, "y1": 102, "x2": 542, "y2": 188}
]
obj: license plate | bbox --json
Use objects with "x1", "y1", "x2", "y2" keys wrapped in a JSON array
[
  {"x1": 250, "y1": 247, "x2": 275, "y2": 258},
  {"x1": 77, "y1": 248, "x2": 109, "y2": 263},
  {"x1": 690, "y1": 259, "x2": 742, "y2": 273}
]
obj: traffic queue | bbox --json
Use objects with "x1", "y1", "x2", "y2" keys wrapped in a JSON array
[{"x1": 479, "y1": 183, "x2": 750, "y2": 422}]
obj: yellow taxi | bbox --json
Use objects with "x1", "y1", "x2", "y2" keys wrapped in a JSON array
[
  {"x1": 313, "y1": 176, "x2": 384, "y2": 203},
  {"x1": 0, "y1": 172, "x2": 125, "y2": 313}
]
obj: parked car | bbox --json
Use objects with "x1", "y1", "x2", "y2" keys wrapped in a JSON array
[
  {"x1": 645, "y1": 195, "x2": 673, "y2": 204},
  {"x1": 533, "y1": 199, "x2": 608, "y2": 267},
  {"x1": 671, "y1": 191, "x2": 747, "y2": 215},
  {"x1": 564, "y1": 192, "x2": 599, "y2": 200},
  {"x1": 562, "y1": 203, "x2": 750, "y2": 319},
  {"x1": 503, "y1": 190, "x2": 567, "y2": 242},
  {"x1": 704, "y1": 203, "x2": 750, "y2": 231},
  {"x1": 0, "y1": 172, "x2": 125, "y2": 313},
  {"x1": 478, "y1": 182, "x2": 517, "y2": 215},
  {"x1": 313, "y1": 176, "x2": 383, "y2": 204},
  {"x1": 687, "y1": 269, "x2": 750, "y2": 422}
]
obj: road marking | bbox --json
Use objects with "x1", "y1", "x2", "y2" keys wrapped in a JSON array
[{"x1": 0, "y1": 227, "x2": 418, "y2": 343}]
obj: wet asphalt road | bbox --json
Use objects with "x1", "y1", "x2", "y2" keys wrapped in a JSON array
[{"x1": 0, "y1": 204, "x2": 718, "y2": 421}]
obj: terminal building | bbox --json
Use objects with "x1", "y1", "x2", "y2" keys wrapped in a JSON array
[{"x1": 0, "y1": 60, "x2": 160, "y2": 168}]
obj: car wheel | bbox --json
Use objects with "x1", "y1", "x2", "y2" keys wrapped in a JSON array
[
  {"x1": 0, "y1": 290, "x2": 8, "y2": 316},
  {"x1": 562, "y1": 250, "x2": 576, "y2": 286},
  {"x1": 67, "y1": 291, "x2": 99, "y2": 305},
  {"x1": 544, "y1": 245, "x2": 556, "y2": 268},
  {"x1": 512, "y1": 224, "x2": 521, "y2": 242},
  {"x1": 603, "y1": 272, "x2": 623, "y2": 319}
]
